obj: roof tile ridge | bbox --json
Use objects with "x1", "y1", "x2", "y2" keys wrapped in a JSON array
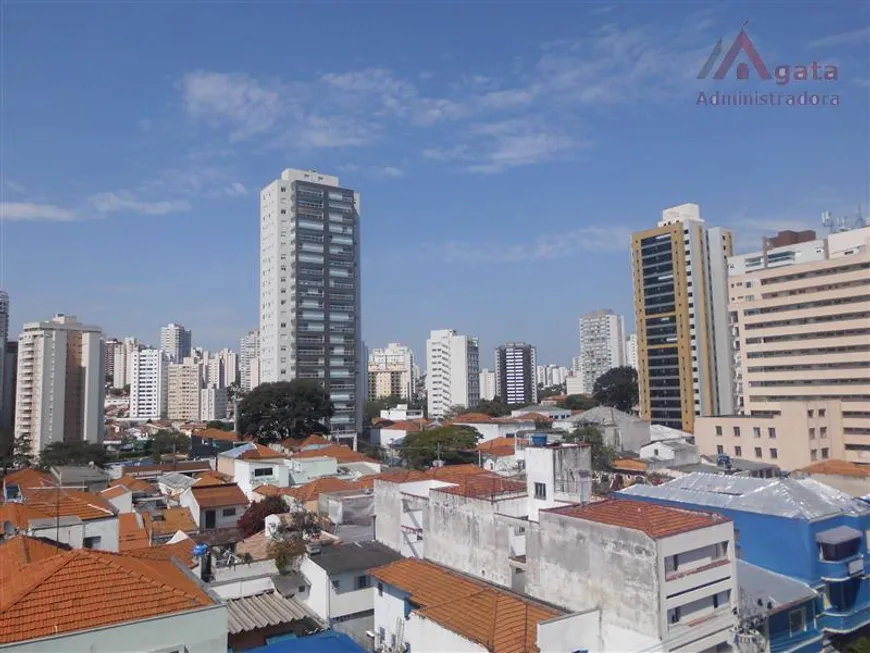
[
  {"x1": 101, "y1": 550, "x2": 208, "y2": 604},
  {"x1": 0, "y1": 550, "x2": 78, "y2": 612}
]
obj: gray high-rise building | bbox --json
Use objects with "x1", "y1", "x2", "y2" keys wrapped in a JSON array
[
  {"x1": 0, "y1": 290, "x2": 8, "y2": 426},
  {"x1": 495, "y1": 342, "x2": 538, "y2": 405},
  {"x1": 259, "y1": 169, "x2": 363, "y2": 436}
]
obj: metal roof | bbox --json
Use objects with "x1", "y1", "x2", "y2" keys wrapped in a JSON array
[
  {"x1": 620, "y1": 472, "x2": 870, "y2": 520},
  {"x1": 222, "y1": 443, "x2": 258, "y2": 459},
  {"x1": 156, "y1": 472, "x2": 197, "y2": 490},
  {"x1": 226, "y1": 591, "x2": 319, "y2": 634},
  {"x1": 816, "y1": 525, "x2": 863, "y2": 545},
  {"x1": 307, "y1": 540, "x2": 402, "y2": 576},
  {"x1": 737, "y1": 560, "x2": 817, "y2": 615}
]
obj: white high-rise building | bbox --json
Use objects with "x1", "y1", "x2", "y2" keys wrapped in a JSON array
[
  {"x1": 240, "y1": 330, "x2": 260, "y2": 392},
  {"x1": 626, "y1": 333, "x2": 639, "y2": 371},
  {"x1": 160, "y1": 323, "x2": 192, "y2": 363},
  {"x1": 0, "y1": 290, "x2": 8, "y2": 426},
  {"x1": 579, "y1": 309, "x2": 626, "y2": 393},
  {"x1": 368, "y1": 343, "x2": 415, "y2": 400},
  {"x1": 495, "y1": 342, "x2": 538, "y2": 405},
  {"x1": 130, "y1": 348, "x2": 168, "y2": 420},
  {"x1": 14, "y1": 314, "x2": 105, "y2": 452},
  {"x1": 425, "y1": 329, "x2": 480, "y2": 418},
  {"x1": 111, "y1": 337, "x2": 141, "y2": 390},
  {"x1": 479, "y1": 369, "x2": 497, "y2": 401},
  {"x1": 260, "y1": 168, "x2": 363, "y2": 435},
  {"x1": 219, "y1": 349, "x2": 238, "y2": 387},
  {"x1": 200, "y1": 386, "x2": 228, "y2": 421},
  {"x1": 167, "y1": 358, "x2": 202, "y2": 421}
]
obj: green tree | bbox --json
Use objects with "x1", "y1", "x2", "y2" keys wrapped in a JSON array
[
  {"x1": 364, "y1": 395, "x2": 402, "y2": 426},
  {"x1": 558, "y1": 395, "x2": 599, "y2": 411},
  {"x1": 564, "y1": 424, "x2": 616, "y2": 471},
  {"x1": 0, "y1": 430, "x2": 34, "y2": 474},
  {"x1": 267, "y1": 510, "x2": 323, "y2": 573},
  {"x1": 475, "y1": 397, "x2": 511, "y2": 417},
  {"x1": 238, "y1": 496, "x2": 290, "y2": 538},
  {"x1": 538, "y1": 384, "x2": 566, "y2": 399},
  {"x1": 237, "y1": 380, "x2": 334, "y2": 444},
  {"x1": 39, "y1": 441, "x2": 108, "y2": 468},
  {"x1": 150, "y1": 430, "x2": 191, "y2": 463},
  {"x1": 442, "y1": 405, "x2": 470, "y2": 420},
  {"x1": 206, "y1": 421, "x2": 234, "y2": 431},
  {"x1": 400, "y1": 425, "x2": 480, "y2": 469},
  {"x1": 593, "y1": 367, "x2": 638, "y2": 413}
]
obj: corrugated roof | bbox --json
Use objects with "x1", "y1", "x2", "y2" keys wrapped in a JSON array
[
  {"x1": 620, "y1": 472, "x2": 870, "y2": 520},
  {"x1": 546, "y1": 498, "x2": 728, "y2": 538},
  {"x1": 226, "y1": 591, "x2": 318, "y2": 634},
  {"x1": 736, "y1": 560, "x2": 817, "y2": 615}
]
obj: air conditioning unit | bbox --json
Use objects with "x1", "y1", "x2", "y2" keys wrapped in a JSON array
[{"x1": 306, "y1": 542, "x2": 322, "y2": 555}]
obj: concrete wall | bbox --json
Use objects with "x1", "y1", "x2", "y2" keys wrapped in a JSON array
[
  {"x1": 106, "y1": 490, "x2": 133, "y2": 514},
  {"x1": 299, "y1": 555, "x2": 376, "y2": 621},
  {"x1": 525, "y1": 445, "x2": 591, "y2": 521},
  {"x1": 801, "y1": 472, "x2": 870, "y2": 497},
  {"x1": 31, "y1": 516, "x2": 120, "y2": 552},
  {"x1": 526, "y1": 512, "x2": 660, "y2": 638},
  {"x1": 208, "y1": 559, "x2": 278, "y2": 599},
  {"x1": 406, "y1": 613, "x2": 487, "y2": 653},
  {"x1": 235, "y1": 458, "x2": 290, "y2": 499},
  {"x1": 0, "y1": 605, "x2": 227, "y2": 653},
  {"x1": 373, "y1": 480, "x2": 402, "y2": 554}
]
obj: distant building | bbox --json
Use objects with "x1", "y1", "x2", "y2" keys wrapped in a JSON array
[
  {"x1": 201, "y1": 386, "x2": 228, "y2": 421},
  {"x1": 625, "y1": 332, "x2": 638, "y2": 370},
  {"x1": 2, "y1": 341, "x2": 17, "y2": 431},
  {"x1": 159, "y1": 323, "x2": 192, "y2": 363},
  {"x1": 579, "y1": 309, "x2": 625, "y2": 394},
  {"x1": 425, "y1": 329, "x2": 480, "y2": 418},
  {"x1": 479, "y1": 368, "x2": 496, "y2": 401},
  {"x1": 0, "y1": 290, "x2": 7, "y2": 426},
  {"x1": 111, "y1": 337, "x2": 141, "y2": 390},
  {"x1": 494, "y1": 342, "x2": 537, "y2": 405},
  {"x1": 368, "y1": 343, "x2": 415, "y2": 400},
  {"x1": 14, "y1": 314, "x2": 106, "y2": 452},
  {"x1": 239, "y1": 329, "x2": 260, "y2": 392},
  {"x1": 167, "y1": 358, "x2": 202, "y2": 421},
  {"x1": 130, "y1": 348, "x2": 168, "y2": 420}
]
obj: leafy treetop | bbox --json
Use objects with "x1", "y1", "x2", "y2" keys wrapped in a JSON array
[
  {"x1": 592, "y1": 366, "x2": 639, "y2": 413},
  {"x1": 400, "y1": 425, "x2": 480, "y2": 469},
  {"x1": 237, "y1": 380, "x2": 334, "y2": 444}
]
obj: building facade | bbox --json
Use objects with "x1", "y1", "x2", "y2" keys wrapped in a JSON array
[
  {"x1": 239, "y1": 329, "x2": 260, "y2": 392},
  {"x1": 13, "y1": 314, "x2": 106, "y2": 451},
  {"x1": 425, "y1": 329, "x2": 480, "y2": 418},
  {"x1": 579, "y1": 309, "x2": 625, "y2": 393},
  {"x1": 159, "y1": 323, "x2": 192, "y2": 363},
  {"x1": 0, "y1": 290, "x2": 8, "y2": 428},
  {"x1": 167, "y1": 358, "x2": 203, "y2": 421},
  {"x1": 368, "y1": 342, "x2": 415, "y2": 400},
  {"x1": 626, "y1": 332, "x2": 638, "y2": 370},
  {"x1": 479, "y1": 369, "x2": 496, "y2": 401},
  {"x1": 494, "y1": 342, "x2": 537, "y2": 405},
  {"x1": 130, "y1": 348, "x2": 168, "y2": 420},
  {"x1": 631, "y1": 203, "x2": 734, "y2": 432},
  {"x1": 259, "y1": 168, "x2": 363, "y2": 436},
  {"x1": 200, "y1": 386, "x2": 228, "y2": 421},
  {"x1": 2, "y1": 341, "x2": 17, "y2": 431}
]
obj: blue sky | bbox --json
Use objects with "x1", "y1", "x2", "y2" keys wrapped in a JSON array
[{"x1": 2, "y1": 1, "x2": 868, "y2": 368}]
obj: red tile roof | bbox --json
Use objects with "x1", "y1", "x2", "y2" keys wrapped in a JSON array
[
  {"x1": 371, "y1": 559, "x2": 560, "y2": 653},
  {"x1": 376, "y1": 419, "x2": 430, "y2": 433},
  {"x1": 291, "y1": 444, "x2": 379, "y2": 464},
  {"x1": 18, "y1": 488, "x2": 116, "y2": 521},
  {"x1": 190, "y1": 483, "x2": 248, "y2": 508},
  {"x1": 0, "y1": 503, "x2": 51, "y2": 529},
  {"x1": 375, "y1": 464, "x2": 493, "y2": 485},
  {"x1": 798, "y1": 460, "x2": 870, "y2": 478},
  {"x1": 193, "y1": 427, "x2": 241, "y2": 443},
  {"x1": 2, "y1": 469, "x2": 55, "y2": 489},
  {"x1": 127, "y1": 538, "x2": 197, "y2": 567},
  {"x1": 110, "y1": 474, "x2": 157, "y2": 493},
  {"x1": 611, "y1": 459, "x2": 649, "y2": 473},
  {"x1": 142, "y1": 507, "x2": 198, "y2": 539},
  {"x1": 477, "y1": 437, "x2": 516, "y2": 457},
  {"x1": 547, "y1": 499, "x2": 728, "y2": 539},
  {"x1": 0, "y1": 549, "x2": 215, "y2": 644},
  {"x1": 237, "y1": 443, "x2": 288, "y2": 460},
  {"x1": 0, "y1": 536, "x2": 67, "y2": 584},
  {"x1": 118, "y1": 513, "x2": 150, "y2": 551},
  {"x1": 100, "y1": 485, "x2": 131, "y2": 499},
  {"x1": 435, "y1": 475, "x2": 526, "y2": 500},
  {"x1": 285, "y1": 476, "x2": 376, "y2": 503}
]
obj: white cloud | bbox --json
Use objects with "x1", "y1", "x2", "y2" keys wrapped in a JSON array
[
  {"x1": 808, "y1": 28, "x2": 870, "y2": 48},
  {"x1": 89, "y1": 192, "x2": 191, "y2": 216},
  {"x1": 371, "y1": 166, "x2": 405, "y2": 180},
  {"x1": 3, "y1": 179, "x2": 26, "y2": 194},
  {"x1": 0, "y1": 202, "x2": 77, "y2": 221}
]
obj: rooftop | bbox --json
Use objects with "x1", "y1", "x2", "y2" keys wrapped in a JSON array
[
  {"x1": 51, "y1": 465, "x2": 111, "y2": 484},
  {"x1": 190, "y1": 483, "x2": 248, "y2": 508},
  {"x1": 222, "y1": 442, "x2": 287, "y2": 461},
  {"x1": 291, "y1": 444, "x2": 378, "y2": 465},
  {"x1": 370, "y1": 558, "x2": 561, "y2": 653},
  {"x1": 307, "y1": 541, "x2": 402, "y2": 576},
  {"x1": 118, "y1": 512, "x2": 150, "y2": 551},
  {"x1": 477, "y1": 437, "x2": 516, "y2": 457},
  {"x1": 434, "y1": 475, "x2": 527, "y2": 500},
  {"x1": 0, "y1": 536, "x2": 68, "y2": 584},
  {"x1": 157, "y1": 471, "x2": 199, "y2": 491},
  {"x1": 193, "y1": 427, "x2": 241, "y2": 443},
  {"x1": 126, "y1": 537, "x2": 197, "y2": 567},
  {"x1": 736, "y1": 559, "x2": 817, "y2": 615},
  {"x1": 2, "y1": 468, "x2": 55, "y2": 490},
  {"x1": 142, "y1": 506, "x2": 198, "y2": 538},
  {"x1": 546, "y1": 498, "x2": 728, "y2": 538},
  {"x1": 286, "y1": 476, "x2": 375, "y2": 503},
  {"x1": 119, "y1": 460, "x2": 212, "y2": 477},
  {"x1": 244, "y1": 629, "x2": 365, "y2": 653},
  {"x1": 109, "y1": 474, "x2": 157, "y2": 493},
  {"x1": 226, "y1": 591, "x2": 319, "y2": 635},
  {"x1": 620, "y1": 472, "x2": 870, "y2": 520},
  {"x1": 18, "y1": 488, "x2": 116, "y2": 522},
  {"x1": 100, "y1": 484, "x2": 131, "y2": 500},
  {"x1": 375, "y1": 464, "x2": 493, "y2": 485},
  {"x1": 0, "y1": 549, "x2": 216, "y2": 644},
  {"x1": 797, "y1": 459, "x2": 870, "y2": 478}
]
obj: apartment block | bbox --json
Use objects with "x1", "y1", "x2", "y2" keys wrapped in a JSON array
[
  {"x1": 494, "y1": 342, "x2": 537, "y2": 405},
  {"x1": 626, "y1": 332, "x2": 639, "y2": 370},
  {"x1": 479, "y1": 368, "x2": 496, "y2": 401},
  {"x1": 200, "y1": 386, "x2": 228, "y2": 421},
  {"x1": 259, "y1": 168, "x2": 363, "y2": 436},
  {"x1": 425, "y1": 329, "x2": 480, "y2": 418},
  {"x1": 14, "y1": 314, "x2": 106, "y2": 451},
  {"x1": 2, "y1": 341, "x2": 17, "y2": 431},
  {"x1": 729, "y1": 227, "x2": 870, "y2": 463},
  {"x1": 368, "y1": 342, "x2": 415, "y2": 400},
  {"x1": 167, "y1": 358, "x2": 202, "y2": 421},
  {"x1": 159, "y1": 323, "x2": 192, "y2": 363},
  {"x1": 579, "y1": 309, "x2": 625, "y2": 393},
  {"x1": 130, "y1": 348, "x2": 168, "y2": 420},
  {"x1": 631, "y1": 203, "x2": 734, "y2": 432},
  {"x1": 239, "y1": 329, "x2": 260, "y2": 392},
  {"x1": 0, "y1": 290, "x2": 8, "y2": 428}
]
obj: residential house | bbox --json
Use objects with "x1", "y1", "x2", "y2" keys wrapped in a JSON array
[
  {"x1": 553, "y1": 405, "x2": 652, "y2": 453},
  {"x1": 449, "y1": 413, "x2": 536, "y2": 443},
  {"x1": 117, "y1": 512, "x2": 150, "y2": 552},
  {"x1": 2, "y1": 468, "x2": 55, "y2": 500},
  {"x1": 639, "y1": 440, "x2": 701, "y2": 466},
  {"x1": 299, "y1": 541, "x2": 402, "y2": 647},
  {"x1": 141, "y1": 506, "x2": 199, "y2": 544},
  {"x1": 369, "y1": 419, "x2": 429, "y2": 449},
  {"x1": 217, "y1": 443, "x2": 291, "y2": 499},
  {"x1": 100, "y1": 484, "x2": 133, "y2": 514},
  {"x1": 181, "y1": 482, "x2": 248, "y2": 530},
  {"x1": 0, "y1": 535, "x2": 226, "y2": 652},
  {"x1": 191, "y1": 427, "x2": 241, "y2": 457},
  {"x1": 50, "y1": 465, "x2": 111, "y2": 493},
  {"x1": 622, "y1": 473, "x2": 870, "y2": 640},
  {"x1": 476, "y1": 437, "x2": 519, "y2": 476},
  {"x1": 794, "y1": 460, "x2": 870, "y2": 497}
]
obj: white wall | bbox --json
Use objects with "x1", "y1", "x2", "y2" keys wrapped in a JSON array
[
  {"x1": 31, "y1": 516, "x2": 119, "y2": 553},
  {"x1": 0, "y1": 605, "x2": 227, "y2": 653},
  {"x1": 208, "y1": 560, "x2": 278, "y2": 600},
  {"x1": 235, "y1": 458, "x2": 290, "y2": 499},
  {"x1": 406, "y1": 613, "x2": 486, "y2": 653},
  {"x1": 106, "y1": 490, "x2": 133, "y2": 514},
  {"x1": 300, "y1": 557, "x2": 330, "y2": 621}
]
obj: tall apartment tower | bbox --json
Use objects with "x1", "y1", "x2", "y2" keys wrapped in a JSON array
[
  {"x1": 495, "y1": 342, "x2": 538, "y2": 405},
  {"x1": 111, "y1": 337, "x2": 141, "y2": 390},
  {"x1": 239, "y1": 329, "x2": 260, "y2": 392},
  {"x1": 0, "y1": 290, "x2": 8, "y2": 427},
  {"x1": 2, "y1": 341, "x2": 18, "y2": 431},
  {"x1": 368, "y1": 343, "x2": 415, "y2": 400},
  {"x1": 259, "y1": 168, "x2": 363, "y2": 436},
  {"x1": 167, "y1": 358, "x2": 203, "y2": 421},
  {"x1": 479, "y1": 369, "x2": 497, "y2": 401},
  {"x1": 130, "y1": 348, "x2": 168, "y2": 420},
  {"x1": 160, "y1": 323, "x2": 192, "y2": 363},
  {"x1": 14, "y1": 314, "x2": 106, "y2": 452},
  {"x1": 631, "y1": 203, "x2": 733, "y2": 432},
  {"x1": 425, "y1": 329, "x2": 480, "y2": 418},
  {"x1": 626, "y1": 333, "x2": 639, "y2": 371},
  {"x1": 579, "y1": 309, "x2": 626, "y2": 393}
]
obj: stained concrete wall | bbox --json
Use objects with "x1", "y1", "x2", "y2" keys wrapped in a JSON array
[
  {"x1": 526, "y1": 511, "x2": 660, "y2": 639},
  {"x1": 425, "y1": 491, "x2": 526, "y2": 589},
  {"x1": 373, "y1": 480, "x2": 403, "y2": 554}
]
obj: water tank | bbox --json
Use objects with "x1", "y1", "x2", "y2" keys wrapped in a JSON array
[
  {"x1": 530, "y1": 434, "x2": 548, "y2": 447},
  {"x1": 193, "y1": 544, "x2": 209, "y2": 558}
]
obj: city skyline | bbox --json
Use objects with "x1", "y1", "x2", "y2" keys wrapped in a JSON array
[{"x1": 2, "y1": 3, "x2": 868, "y2": 366}]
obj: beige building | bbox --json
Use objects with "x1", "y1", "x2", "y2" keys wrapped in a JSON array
[
  {"x1": 695, "y1": 399, "x2": 846, "y2": 470},
  {"x1": 368, "y1": 342, "x2": 415, "y2": 400},
  {"x1": 14, "y1": 314, "x2": 105, "y2": 452},
  {"x1": 167, "y1": 358, "x2": 202, "y2": 421},
  {"x1": 730, "y1": 226, "x2": 870, "y2": 464}
]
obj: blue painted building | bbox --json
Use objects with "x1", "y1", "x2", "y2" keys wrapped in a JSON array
[{"x1": 621, "y1": 473, "x2": 870, "y2": 649}]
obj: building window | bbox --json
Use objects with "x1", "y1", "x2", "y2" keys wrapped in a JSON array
[
  {"x1": 754, "y1": 447, "x2": 762, "y2": 459},
  {"x1": 378, "y1": 582, "x2": 384, "y2": 597},
  {"x1": 534, "y1": 482, "x2": 547, "y2": 499},
  {"x1": 356, "y1": 575, "x2": 368, "y2": 590},
  {"x1": 83, "y1": 536, "x2": 101, "y2": 549},
  {"x1": 789, "y1": 608, "x2": 806, "y2": 635},
  {"x1": 734, "y1": 446, "x2": 742, "y2": 457},
  {"x1": 222, "y1": 508, "x2": 236, "y2": 517},
  {"x1": 753, "y1": 427, "x2": 761, "y2": 438},
  {"x1": 768, "y1": 428, "x2": 777, "y2": 439},
  {"x1": 821, "y1": 427, "x2": 828, "y2": 439},
  {"x1": 717, "y1": 445, "x2": 724, "y2": 454},
  {"x1": 811, "y1": 450, "x2": 818, "y2": 461},
  {"x1": 254, "y1": 467, "x2": 274, "y2": 477},
  {"x1": 809, "y1": 428, "x2": 815, "y2": 439},
  {"x1": 822, "y1": 448, "x2": 830, "y2": 459},
  {"x1": 770, "y1": 448, "x2": 778, "y2": 459},
  {"x1": 819, "y1": 409, "x2": 826, "y2": 417},
  {"x1": 378, "y1": 628, "x2": 385, "y2": 645},
  {"x1": 808, "y1": 409, "x2": 814, "y2": 418},
  {"x1": 715, "y1": 425, "x2": 723, "y2": 436},
  {"x1": 332, "y1": 580, "x2": 340, "y2": 590},
  {"x1": 668, "y1": 607, "x2": 681, "y2": 625},
  {"x1": 733, "y1": 426, "x2": 741, "y2": 437}
]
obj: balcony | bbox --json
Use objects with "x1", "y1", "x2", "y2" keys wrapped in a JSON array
[
  {"x1": 816, "y1": 527, "x2": 867, "y2": 582},
  {"x1": 818, "y1": 554, "x2": 869, "y2": 582},
  {"x1": 819, "y1": 605, "x2": 870, "y2": 634}
]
